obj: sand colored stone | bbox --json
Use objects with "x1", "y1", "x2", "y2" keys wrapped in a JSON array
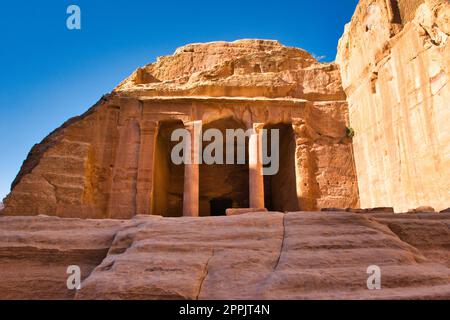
[
  {"x1": 336, "y1": 0, "x2": 450, "y2": 212},
  {"x1": 0, "y1": 215, "x2": 133, "y2": 299},
  {"x1": 0, "y1": 0, "x2": 449, "y2": 301},
  {"x1": 0, "y1": 212, "x2": 448, "y2": 300},
  {"x1": 226, "y1": 208, "x2": 268, "y2": 216},
  {"x1": 3, "y1": 40, "x2": 359, "y2": 218}
]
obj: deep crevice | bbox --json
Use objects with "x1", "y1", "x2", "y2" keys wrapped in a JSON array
[
  {"x1": 196, "y1": 249, "x2": 215, "y2": 300},
  {"x1": 273, "y1": 214, "x2": 286, "y2": 271}
]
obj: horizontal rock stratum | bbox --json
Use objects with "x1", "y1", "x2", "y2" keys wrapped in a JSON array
[{"x1": 0, "y1": 211, "x2": 449, "y2": 300}]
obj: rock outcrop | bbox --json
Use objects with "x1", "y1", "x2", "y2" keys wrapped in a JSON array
[
  {"x1": 0, "y1": 215, "x2": 132, "y2": 299},
  {"x1": 0, "y1": 212, "x2": 449, "y2": 300},
  {"x1": 3, "y1": 39, "x2": 359, "y2": 218},
  {"x1": 115, "y1": 40, "x2": 345, "y2": 101},
  {"x1": 336, "y1": 0, "x2": 450, "y2": 212}
]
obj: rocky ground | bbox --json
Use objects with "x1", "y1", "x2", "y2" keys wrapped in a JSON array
[{"x1": 0, "y1": 211, "x2": 449, "y2": 300}]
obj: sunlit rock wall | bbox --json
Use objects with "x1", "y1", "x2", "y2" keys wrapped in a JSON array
[
  {"x1": 337, "y1": 0, "x2": 450, "y2": 212},
  {"x1": 3, "y1": 40, "x2": 359, "y2": 218}
]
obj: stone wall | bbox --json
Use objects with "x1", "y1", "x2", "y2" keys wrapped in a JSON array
[{"x1": 336, "y1": 0, "x2": 450, "y2": 212}]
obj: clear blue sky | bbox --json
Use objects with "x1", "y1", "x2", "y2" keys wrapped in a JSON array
[{"x1": 0, "y1": 0, "x2": 359, "y2": 201}]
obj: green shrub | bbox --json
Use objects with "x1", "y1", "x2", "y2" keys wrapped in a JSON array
[{"x1": 346, "y1": 127, "x2": 355, "y2": 139}]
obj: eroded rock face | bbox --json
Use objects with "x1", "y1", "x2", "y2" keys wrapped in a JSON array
[
  {"x1": 3, "y1": 39, "x2": 359, "y2": 218},
  {"x1": 336, "y1": 0, "x2": 450, "y2": 212},
  {"x1": 1, "y1": 212, "x2": 448, "y2": 300},
  {"x1": 115, "y1": 40, "x2": 345, "y2": 101},
  {"x1": 0, "y1": 215, "x2": 132, "y2": 299},
  {"x1": 76, "y1": 213, "x2": 285, "y2": 300}
]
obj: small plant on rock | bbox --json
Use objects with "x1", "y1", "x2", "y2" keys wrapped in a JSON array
[{"x1": 346, "y1": 127, "x2": 355, "y2": 139}]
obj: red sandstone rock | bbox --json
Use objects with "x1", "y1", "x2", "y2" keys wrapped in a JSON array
[
  {"x1": 366, "y1": 207, "x2": 395, "y2": 213},
  {"x1": 321, "y1": 208, "x2": 347, "y2": 212},
  {"x1": 0, "y1": 215, "x2": 133, "y2": 299},
  {"x1": 409, "y1": 206, "x2": 436, "y2": 213},
  {"x1": 1, "y1": 212, "x2": 449, "y2": 300},
  {"x1": 225, "y1": 208, "x2": 268, "y2": 216},
  {"x1": 3, "y1": 40, "x2": 359, "y2": 218}
]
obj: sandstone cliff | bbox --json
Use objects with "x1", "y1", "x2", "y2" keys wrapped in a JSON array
[
  {"x1": 336, "y1": 0, "x2": 450, "y2": 212},
  {"x1": 3, "y1": 40, "x2": 358, "y2": 218},
  {"x1": 1, "y1": 1, "x2": 448, "y2": 219}
]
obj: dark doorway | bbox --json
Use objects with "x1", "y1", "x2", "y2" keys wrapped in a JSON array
[
  {"x1": 209, "y1": 197, "x2": 233, "y2": 216},
  {"x1": 263, "y1": 123, "x2": 299, "y2": 212},
  {"x1": 152, "y1": 120, "x2": 185, "y2": 217},
  {"x1": 199, "y1": 117, "x2": 249, "y2": 216}
]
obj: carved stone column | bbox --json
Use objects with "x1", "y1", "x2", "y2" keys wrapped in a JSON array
[
  {"x1": 292, "y1": 119, "x2": 315, "y2": 211},
  {"x1": 136, "y1": 120, "x2": 157, "y2": 215},
  {"x1": 249, "y1": 123, "x2": 265, "y2": 209},
  {"x1": 183, "y1": 120, "x2": 202, "y2": 217}
]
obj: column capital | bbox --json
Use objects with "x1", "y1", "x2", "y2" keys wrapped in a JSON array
[
  {"x1": 291, "y1": 119, "x2": 309, "y2": 138},
  {"x1": 251, "y1": 122, "x2": 265, "y2": 132},
  {"x1": 291, "y1": 118, "x2": 306, "y2": 126},
  {"x1": 184, "y1": 120, "x2": 202, "y2": 129},
  {"x1": 140, "y1": 120, "x2": 157, "y2": 134}
]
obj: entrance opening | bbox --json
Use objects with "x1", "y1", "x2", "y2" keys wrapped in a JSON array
[
  {"x1": 210, "y1": 197, "x2": 233, "y2": 216},
  {"x1": 389, "y1": 0, "x2": 402, "y2": 24},
  {"x1": 152, "y1": 120, "x2": 185, "y2": 217},
  {"x1": 263, "y1": 123, "x2": 299, "y2": 212},
  {"x1": 199, "y1": 117, "x2": 249, "y2": 216}
]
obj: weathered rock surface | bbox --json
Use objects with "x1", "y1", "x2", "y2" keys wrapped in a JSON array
[
  {"x1": 226, "y1": 207, "x2": 268, "y2": 216},
  {"x1": 115, "y1": 39, "x2": 345, "y2": 101},
  {"x1": 76, "y1": 213, "x2": 284, "y2": 300},
  {"x1": 0, "y1": 215, "x2": 133, "y2": 299},
  {"x1": 409, "y1": 206, "x2": 436, "y2": 213},
  {"x1": 336, "y1": 0, "x2": 450, "y2": 212},
  {"x1": 370, "y1": 213, "x2": 450, "y2": 269},
  {"x1": 3, "y1": 39, "x2": 359, "y2": 218},
  {"x1": 1, "y1": 0, "x2": 449, "y2": 301},
  {"x1": 264, "y1": 212, "x2": 450, "y2": 299},
  {"x1": 1, "y1": 212, "x2": 448, "y2": 300}
]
